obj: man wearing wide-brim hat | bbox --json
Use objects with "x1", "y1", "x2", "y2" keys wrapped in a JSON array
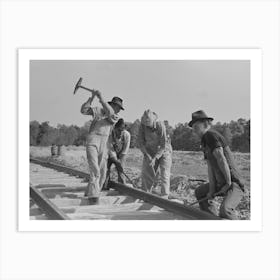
[
  {"x1": 81, "y1": 90, "x2": 124, "y2": 201},
  {"x1": 189, "y1": 110, "x2": 245, "y2": 219}
]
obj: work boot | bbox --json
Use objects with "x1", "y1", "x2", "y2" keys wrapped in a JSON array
[
  {"x1": 88, "y1": 197, "x2": 99, "y2": 205},
  {"x1": 84, "y1": 184, "x2": 100, "y2": 198}
]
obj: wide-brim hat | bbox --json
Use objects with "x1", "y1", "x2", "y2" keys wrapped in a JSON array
[
  {"x1": 188, "y1": 110, "x2": 214, "y2": 127},
  {"x1": 108, "y1": 96, "x2": 124, "y2": 110}
]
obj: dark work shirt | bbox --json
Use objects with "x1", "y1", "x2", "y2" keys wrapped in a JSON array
[
  {"x1": 201, "y1": 129, "x2": 244, "y2": 190},
  {"x1": 201, "y1": 129, "x2": 228, "y2": 154}
]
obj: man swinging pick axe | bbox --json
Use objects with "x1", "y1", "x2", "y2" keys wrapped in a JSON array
[
  {"x1": 137, "y1": 109, "x2": 173, "y2": 199},
  {"x1": 80, "y1": 89, "x2": 124, "y2": 202}
]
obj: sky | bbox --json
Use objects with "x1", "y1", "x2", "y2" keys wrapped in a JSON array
[{"x1": 30, "y1": 60, "x2": 250, "y2": 127}]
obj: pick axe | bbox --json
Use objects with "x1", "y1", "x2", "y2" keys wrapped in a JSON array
[
  {"x1": 73, "y1": 77, "x2": 97, "y2": 95},
  {"x1": 184, "y1": 189, "x2": 225, "y2": 207},
  {"x1": 146, "y1": 159, "x2": 160, "y2": 192}
]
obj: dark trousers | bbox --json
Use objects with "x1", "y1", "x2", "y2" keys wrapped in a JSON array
[
  {"x1": 103, "y1": 157, "x2": 126, "y2": 189},
  {"x1": 195, "y1": 182, "x2": 244, "y2": 220}
]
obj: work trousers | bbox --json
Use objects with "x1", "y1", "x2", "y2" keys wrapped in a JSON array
[
  {"x1": 85, "y1": 135, "x2": 108, "y2": 198},
  {"x1": 141, "y1": 150, "x2": 172, "y2": 196},
  {"x1": 106, "y1": 156, "x2": 126, "y2": 185},
  {"x1": 195, "y1": 182, "x2": 244, "y2": 219}
]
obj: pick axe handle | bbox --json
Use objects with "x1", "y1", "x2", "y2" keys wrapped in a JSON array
[
  {"x1": 187, "y1": 191, "x2": 223, "y2": 207},
  {"x1": 121, "y1": 171, "x2": 139, "y2": 189},
  {"x1": 79, "y1": 85, "x2": 95, "y2": 93}
]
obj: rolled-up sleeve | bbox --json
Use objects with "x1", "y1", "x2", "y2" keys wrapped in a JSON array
[
  {"x1": 81, "y1": 101, "x2": 103, "y2": 122},
  {"x1": 137, "y1": 124, "x2": 146, "y2": 152},
  {"x1": 107, "y1": 113, "x2": 119, "y2": 124},
  {"x1": 107, "y1": 133, "x2": 117, "y2": 158},
  {"x1": 108, "y1": 144, "x2": 118, "y2": 160},
  {"x1": 154, "y1": 122, "x2": 167, "y2": 159},
  {"x1": 81, "y1": 97, "x2": 94, "y2": 116}
]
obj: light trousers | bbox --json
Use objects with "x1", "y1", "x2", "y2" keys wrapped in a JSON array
[
  {"x1": 141, "y1": 151, "x2": 172, "y2": 196},
  {"x1": 195, "y1": 182, "x2": 244, "y2": 219},
  {"x1": 85, "y1": 135, "x2": 108, "y2": 198}
]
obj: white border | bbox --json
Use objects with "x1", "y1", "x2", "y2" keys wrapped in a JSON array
[{"x1": 19, "y1": 48, "x2": 262, "y2": 231}]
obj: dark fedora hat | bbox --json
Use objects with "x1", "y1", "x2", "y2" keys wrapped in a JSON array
[
  {"x1": 108, "y1": 96, "x2": 124, "y2": 110},
  {"x1": 188, "y1": 110, "x2": 214, "y2": 127}
]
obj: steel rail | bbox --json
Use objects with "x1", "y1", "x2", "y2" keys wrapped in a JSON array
[
  {"x1": 109, "y1": 181, "x2": 220, "y2": 220},
  {"x1": 30, "y1": 184, "x2": 70, "y2": 220},
  {"x1": 30, "y1": 157, "x2": 221, "y2": 220}
]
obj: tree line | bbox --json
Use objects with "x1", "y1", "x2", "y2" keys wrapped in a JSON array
[{"x1": 30, "y1": 118, "x2": 250, "y2": 152}]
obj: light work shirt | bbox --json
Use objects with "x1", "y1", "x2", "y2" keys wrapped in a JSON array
[
  {"x1": 109, "y1": 129, "x2": 131, "y2": 159},
  {"x1": 81, "y1": 98, "x2": 119, "y2": 144},
  {"x1": 137, "y1": 121, "x2": 172, "y2": 159}
]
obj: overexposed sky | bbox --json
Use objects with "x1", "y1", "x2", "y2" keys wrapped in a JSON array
[{"x1": 30, "y1": 60, "x2": 250, "y2": 127}]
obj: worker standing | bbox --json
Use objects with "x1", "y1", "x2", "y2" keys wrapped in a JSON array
[
  {"x1": 103, "y1": 118, "x2": 131, "y2": 189},
  {"x1": 189, "y1": 110, "x2": 244, "y2": 219},
  {"x1": 137, "y1": 109, "x2": 173, "y2": 198},
  {"x1": 81, "y1": 90, "x2": 124, "y2": 200}
]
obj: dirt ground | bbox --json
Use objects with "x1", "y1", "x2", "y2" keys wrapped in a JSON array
[{"x1": 30, "y1": 146, "x2": 250, "y2": 219}]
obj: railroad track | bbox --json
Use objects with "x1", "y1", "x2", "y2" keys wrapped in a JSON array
[{"x1": 30, "y1": 158, "x2": 221, "y2": 220}]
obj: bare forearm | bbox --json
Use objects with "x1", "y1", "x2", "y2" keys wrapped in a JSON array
[
  {"x1": 137, "y1": 126, "x2": 150, "y2": 158},
  {"x1": 154, "y1": 125, "x2": 167, "y2": 159},
  {"x1": 207, "y1": 161, "x2": 216, "y2": 194},
  {"x1": 98, "y1": 94, "x2": 113, "y2": 116},
  {"x1": 218, "y1": 159, "x2": 231, "y2": 184},
  {"x1": 118, "y1": 153, "x2": 126, "y2": 163},
  {"x1": 209, "y1": 181, "x2": 215, "y2": 194},
  {"x1": 154, "y1": 145, "x2": 165, "y2": 160},
  {"x1": 213, "y1": 149, "x2": 231, "y2": 185},
  {"x1": 121, "y1": 133, "x2": 131, "y2": 155},
  {"x1": 80, "y1": 96, "x2": 95, "y2": 115},
  {"x1": 140, "y1": 145, "x2": 150, "y2": 158}
]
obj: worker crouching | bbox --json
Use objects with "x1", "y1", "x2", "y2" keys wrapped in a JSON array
[
  {"x1": 189, "y1": 110, "x2": 245, "y2": 219},
  {"x1": 103, "y1": 118, "x2": 131, "y2": 189}
]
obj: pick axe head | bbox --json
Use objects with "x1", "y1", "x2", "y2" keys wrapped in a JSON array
[{"x1": 73, "y1": 77, "x2": 83, "y2": 95}]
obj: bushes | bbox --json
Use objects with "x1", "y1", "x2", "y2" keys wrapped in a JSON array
[
  {"x1": 30, "y1": 118, "x2": 250, "y2": 153},
  {"x1": 30, "y1": 121, "x2": 87, "y2": 146},
  {"x1": 170, "y1": 120, "x2": 250, "y2": 152}
]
